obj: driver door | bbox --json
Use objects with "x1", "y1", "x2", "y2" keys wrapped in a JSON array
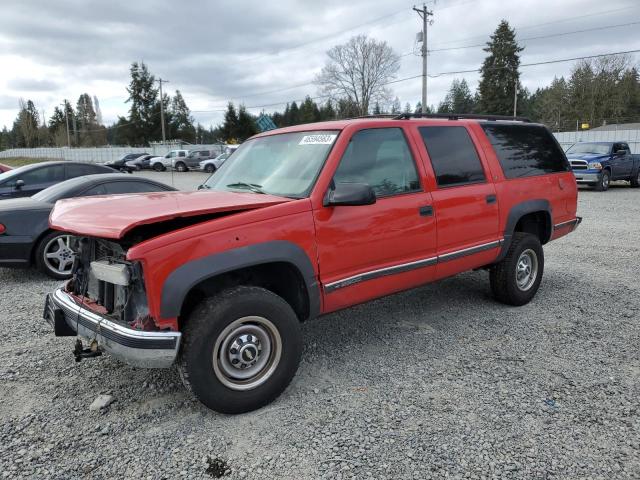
[{"x1": 313, "y1": 127, "x2": 437, "y2": 313}]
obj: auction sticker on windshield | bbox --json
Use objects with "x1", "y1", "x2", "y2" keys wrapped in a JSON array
[{"x1": 299, "y1": 134, "x2": 337, "y2": 145}]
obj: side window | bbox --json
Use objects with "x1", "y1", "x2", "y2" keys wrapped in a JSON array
[
  {"x1": 104, "y1": 181, "x2": 167, "y2": 194},
  {"x1": 333, "y1": 128, "x2": 420, "y2": 197},
  {"x1": 66, "y1": 164, "x2": 100, "y2": 178},
  {"x1": 81, "y1": 184, "x2": 108, "y2": 196},
  {"x1": 179, "y1": 151, "x2": 186, "y2": 157},
  {"x1": 20, "y1": 165, "x2": 65, "y2": 184},
  {"x1": 481, "y1": 124, "x2": 570, "y2": 178},
  {"x1": 419, "y1": 126, "x2": 485, "y2": 187}
]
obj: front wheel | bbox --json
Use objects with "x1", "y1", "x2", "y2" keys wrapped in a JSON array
[
  {"x1": 205, "y1": 164, "x2": 216, "y2": 173},
  {"x1": 34, "y1": 231, "x2": 77, "y2": 280},
  {"x1": 153, "y1": 162, "x2": 165, "y2": 172},
  {"x1": 595, "y1": 170, "x2": 610, "y2": 191},
  {"x1": 178, "y1": 286, "x2": 302, "y2": 414},
  {"x1": 490, "y1": 232, "x2": 544, "y2": 306}
]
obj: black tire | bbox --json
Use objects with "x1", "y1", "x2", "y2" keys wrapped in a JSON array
[
  {"x1": 178, "y1": 286, "x2": 302, "y2": 414},
  {"x1": 175, "y1": 162, "x2": 187, "y2": 172},
  {"x1": 490, "y1": 232, "x2": 544, "y2": 306},
  {"x1": 205, "y1": 164, "x2": 216, "y2": 174},
  {"x1": 630, "y1": 169, "x2": 640, "y2": 188},
  {"x1": 153, "y1": 162, "x2": 165, "y2": 172},
  {"x1": 595, "y1": 170, "x2": 610, "y2": 191},
  {"x1": 34, "y1": 231, "x2": 76, "y2": 280}
]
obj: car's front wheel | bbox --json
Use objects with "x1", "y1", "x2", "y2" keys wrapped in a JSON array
[
  {"x1": 178, "y1": 286, "x2": 302, "y2": 414},
  {"x1": 35, "y1": 231, "x2": 77, "y2": 280},
  {"x1": 595, "y1": 170, "x2": 611, "y2": 191},
  {"x1": 490, "y1": 232, "x2": 544, "y2": 306},
  {"x1": 205, "y1": 164, "x2": 216, "y2": 173},
  {"x1": 153, "y1": 162, "x2": 165, "y2": 172}
]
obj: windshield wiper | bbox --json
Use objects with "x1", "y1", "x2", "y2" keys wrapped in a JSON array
[{"x1": 226, "y1": 182, "x2": 266, "y2": 194}]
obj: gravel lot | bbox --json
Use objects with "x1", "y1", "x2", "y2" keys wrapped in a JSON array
[{"x1": 0, "y1": 174, "x2": 639, "y2": 479}]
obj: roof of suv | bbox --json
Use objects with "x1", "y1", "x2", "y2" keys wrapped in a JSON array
[{"x1": 253, "y1": 116, "x2": 542, "y2": 138}]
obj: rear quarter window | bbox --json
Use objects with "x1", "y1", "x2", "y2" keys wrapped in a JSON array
[{"x1": 481, "y1": 124, "x2": 570, "y2": 179}]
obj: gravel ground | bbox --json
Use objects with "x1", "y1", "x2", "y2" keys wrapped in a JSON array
[{"x1": 0, "y1": 178, "x2": 639, "y2": 479}]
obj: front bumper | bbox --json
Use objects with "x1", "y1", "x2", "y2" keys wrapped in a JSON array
[
  {"x1": 44, "y1": 288, "x2": 181, "y2": 368},
  {"x1": 572, "y1": 170, "x2": 601, "y2": 183}
]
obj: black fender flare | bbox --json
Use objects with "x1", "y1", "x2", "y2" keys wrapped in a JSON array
[
  {"x1": 159, "y1": 240, "x2": 320, "y2": 320},
  {"x1": 495, "y1": 199, "x2": 552, "y2": 262}
]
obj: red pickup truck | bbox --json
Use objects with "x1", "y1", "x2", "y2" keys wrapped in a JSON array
[{"x1": 44, "y1": 114, "x2": 580, "y2": 413}]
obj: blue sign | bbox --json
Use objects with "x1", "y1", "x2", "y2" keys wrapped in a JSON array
[{"x1": 256, "y1": 114, "x2": 277, "y2": 132}]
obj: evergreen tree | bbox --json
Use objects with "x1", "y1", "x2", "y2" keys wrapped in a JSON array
[
  {"x1": 237, "y1": 105, "x2": 257, "y2": 141},
  {"x1": 220, "y1": 102, "x2": 240, "y2": 141},
  {"x1": 390, "y1": 97, "x2": 401, "y2": 114},
  {"x1": 373, "y1": 102, "x2": 382, "y2": 115},
  {"x1": 125, "y1": 61, "x2": 159, "y2": 145},
  {"x1": 438, "y1": 79, "x2": 475, "y2": 114},
  {"x1": 14, "y1": 99, "x2": 40, "y2": 147},
  {"x1": 289, "y1": 101, "x2": 300, "y2": 125},
  {"x1": 169, "y1": 90, "x2": 195, "y2": 142},
  {"x1": 404, "y1": 102, "x2": 412, "y2": 114},
  {"x1": 320, "y1": 100, "x2": 336, "y2": 120},
  {"x1": 299, "y1": 96, "x2": 321, "y2": 123},
  {"x1": 477, "y1": 20, "x2": 523, "y2": 115}
]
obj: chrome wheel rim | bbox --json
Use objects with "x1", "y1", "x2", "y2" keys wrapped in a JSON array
[
  {"x1": 602, "y1": 173, "x2": 610, "y2": 188},
  {"x1": 44, "y1": 235, "x2": 76, "y2": 275},
  {"x1": 212, "y1": 316, "x2": 282, "y2": 391},
  {"x1": 515, "y1": 249, "x2": 538, "y2": 291}
]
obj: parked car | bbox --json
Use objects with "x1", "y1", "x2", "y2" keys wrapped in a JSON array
[
  {"x1": 567, "y1": 141, "x2": 640, "y2": 191},
  {"x1": 125, "y1": 154, "x2": 160, "y2": 171},
  {"x1": 169, "y1": 149, "x2": 218, "y2": 172},
  {"x1": 0, "y1": 173, "x2": 175, "y2": 279},
  {"x1": 105, "y1": 153, "x2": 149, "y2": 172},
  {"x1": 199, "y1": 153, "x2": 231, "y2": 173},
  {"x1": 152, "y1": 150, "x2": 190, "y2": 171},
  {"x1": 0, "y1": 162, "x2": 116, "y2": 199},
  {"x1": 44, "y1": 114, "x2": 580, "y2": 414},
  {"x1": 0, "y1": 163, "x2": 12, "y2": 173}
]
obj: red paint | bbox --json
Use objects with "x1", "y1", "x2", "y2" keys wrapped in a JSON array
[
  {"x1": 49, "y1": 118, "x2": 579, "y2": 330},
  {"x1": 0, "y1": 164, "x2": 12, "y2": 173}
]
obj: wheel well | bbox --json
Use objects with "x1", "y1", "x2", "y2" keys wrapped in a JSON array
[
  {"x1": 514, "y1": 211, "x2": 551, "y2": 244},
  {"x1": 178, "y1": 262, "x2": 310, "y2": 328},
  {"x1": 30, "y1": 229, "x2": 53, "y2": 264}
]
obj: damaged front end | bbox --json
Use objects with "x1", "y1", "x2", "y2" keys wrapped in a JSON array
[{"x1": 44, "y1": 237, "x2": 180, "y2": 368}]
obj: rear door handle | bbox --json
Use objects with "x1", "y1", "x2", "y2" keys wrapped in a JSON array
[
  {"x1": 419, "y1": 205, "x2": 433, "y2": 216},
  {"x1": 486, "y1": 194, "x2": 497, "y2": 204}
]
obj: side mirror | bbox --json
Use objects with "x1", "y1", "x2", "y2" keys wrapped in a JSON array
[
  {"x1": 324, "y1": 182, "x2": 376, "y2": 207},
  {"x1": 14, "y1": 179, "x2": 24, "y2": 190}
]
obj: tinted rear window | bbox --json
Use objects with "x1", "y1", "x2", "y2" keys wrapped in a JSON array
[
  {"x1": 419, "y1": 126, "x2": 486, "y2": 187},
  {"x1": 481, "y1": 124, "x2": 570, "y2": 179}
]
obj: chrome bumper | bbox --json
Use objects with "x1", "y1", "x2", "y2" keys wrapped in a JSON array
[
  {"x1": 573, "y1": 172, "x2": 600, "y2": 183},
  {"x1": 44, "y1": 288, "x2": 181, "y2": 368}
]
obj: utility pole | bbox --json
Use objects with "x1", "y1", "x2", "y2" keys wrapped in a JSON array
[
  {"x1": 61, "y1": 101, "x2": 71, "y2": 148},
  {"x1": 413, "y1": 4, "x2": 433, "y2": 114},
  {"x1": 157, "y1": 78, "x2": 169, "y2": 145},
  {"x1": 513, "y1": 78, "x2": 518, "y2": 118}
]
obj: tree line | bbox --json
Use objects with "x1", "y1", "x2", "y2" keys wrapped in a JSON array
[{"x1": 1, "y1": 20, "x2": 639, "y2": 151}]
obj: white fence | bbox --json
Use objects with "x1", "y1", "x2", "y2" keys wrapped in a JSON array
[
  {"x1": 554, "y1": 129, "x2": 640, "y2": 153},
  {"x1": 0, "y1": 144, "x2": 229, "y2": 163}
]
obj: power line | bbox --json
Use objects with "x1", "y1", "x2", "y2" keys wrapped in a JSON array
[{"x1": 429, "y1": 21, "x2": 640, "y2": 53}]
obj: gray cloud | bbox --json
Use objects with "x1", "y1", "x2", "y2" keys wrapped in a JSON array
[{"x1": 0, "y1": 0, "x2": 638, "y2": 128}]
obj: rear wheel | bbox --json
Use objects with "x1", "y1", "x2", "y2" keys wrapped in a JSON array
[
  {"x1": 153, "y1": 162, "x2": 165, "y2": 172},
  {"x1": 175, "y1": 162, "x2": 187, "y2": 172},
  {"x1": 630, "y1": 169, "x2": 640, "y2": 188},
  {"x1": 178, "y1": 286, "x2": 302, "y2": 414},
  {"x1": 35, "y1": 231, "x2": 76, "y2": 280},
  {"x1": 490, "y1": 232, "x2": 544, "y2": 306},
  {"x1": 595, "y1": 170, "x2": 610, "y2": 191}
]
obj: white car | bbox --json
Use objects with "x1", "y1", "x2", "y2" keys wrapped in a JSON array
[
  {"x1": 199, "y1": 153, "x2": 231, "y2": 173},
  {"x1": 151, "y1": 150, "x2": 190, "y2": 172}
]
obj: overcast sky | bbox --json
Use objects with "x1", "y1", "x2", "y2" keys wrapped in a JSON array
[{"x1": 0, "y1": 0, "x2": 638, "y2": 130}]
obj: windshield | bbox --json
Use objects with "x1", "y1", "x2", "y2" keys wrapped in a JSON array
[
  {"x1": 32, "y1": 176, "x2": 86, "y2": 202},
  {"x1": 566, "y1": 143, "x2": 610, "y2": 155},
  {"x1": 203, "y1": 131, "x2": 339, "y2": 198}
]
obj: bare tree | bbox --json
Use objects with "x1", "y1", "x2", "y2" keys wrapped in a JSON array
[{"x1": 315, "y1": 35, "x2": 400, "y2": 116}]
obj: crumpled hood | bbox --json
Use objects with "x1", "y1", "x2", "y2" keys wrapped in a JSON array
[
  {"x1": 49, "y1": 190, "x2": 293, "y2": 239},
  {"x1": 567, "y1": 153, "x2": 608, "y2": 162}
]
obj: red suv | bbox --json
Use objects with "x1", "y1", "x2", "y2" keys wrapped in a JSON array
[{"x1": 44, "y1": 114, "x2": 580, "y2": 413}]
